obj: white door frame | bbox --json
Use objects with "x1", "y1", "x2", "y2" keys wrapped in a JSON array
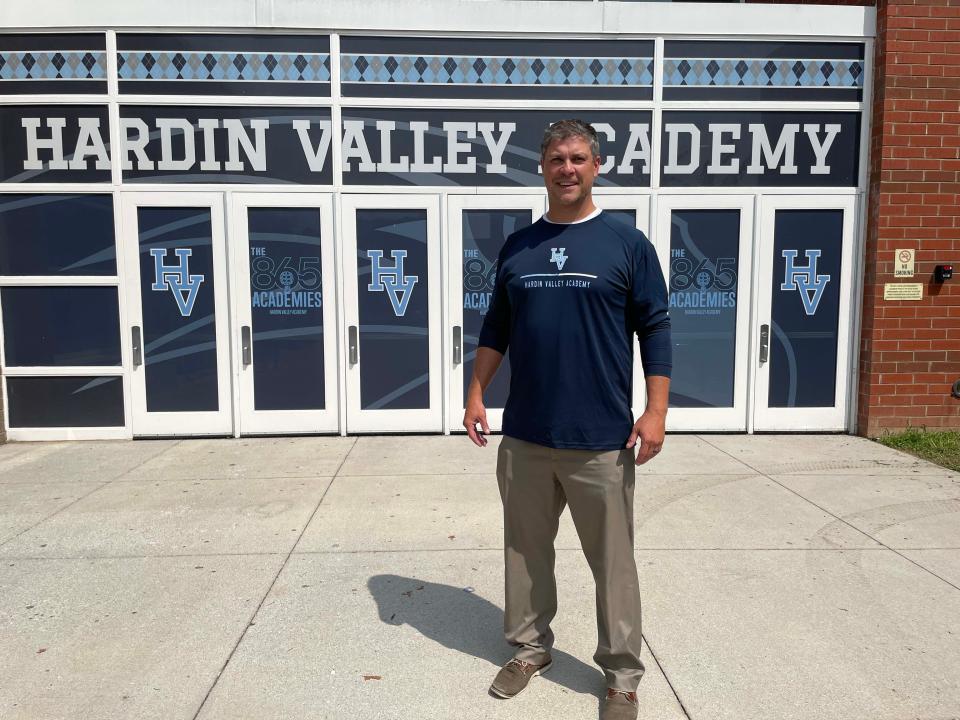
[
  {"x1": 341, "y1": 193, "x2": 442, "y2": 433},
  {"x1": 229, "y1": 192, "x2": 340, "y2": 435},
  {"x1": 445, "y1": 194, "x2": 546, "y2": 433},
  {"x1": 119, "y1": 191, "x2": 233, "y2": 436},
  {"x1": 753, "y1": 194, "x2": 856, "y2": 431},
  {"x1": 655, "y1": 195, "x2": 755, "y2": 431}
]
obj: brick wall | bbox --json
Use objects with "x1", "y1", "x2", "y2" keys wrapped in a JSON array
[{"x1": 858, "y1": 0, "x2": 960, "y2": 436}]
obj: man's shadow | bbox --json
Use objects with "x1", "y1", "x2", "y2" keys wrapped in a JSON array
[{"x1": 367, "y1": 574, "x2": 602, "y2": 696}]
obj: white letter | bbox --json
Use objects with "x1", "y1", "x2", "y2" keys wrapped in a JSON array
[
  {"x1": 617, "y1": 123, "x2": 651, "y2": 175},
  {"x1": 120, "y1": 117, "x2": 153, "y2": 171},
  {"x1": 376, "y1": 120, "x2": 410, "y2": 173},
  {"x1": 443, "y1": 122, "x2": 476, "y2": 173},
  {"x1": 477, "y1": 122, "x2": 515, "y2": 174},
  {"x1": 292, "y1": 119, "x2": 331, "y2": 172},
  {"x1": 69, "y1": 118, "x2": 111, "y2": 170},
  {"x1": 593, "y1": 123, "x2": 615, "y2": 173},
  {"x1": 223, "y1": 118, "x2": 268, "y2": 172},
  {"x1": 197, "y1": 118, "x2": 220, "y2": 171},
  {"x1": 664, "y1": 123, "x2": 700, "y2": 175},
  {"x1": 341, "y1": 120, "x2": 376, "y2": 172},
  {"x1": 747, "y1": 123, "x2": 798, "y2": 175},
  {"x1": 22, "y1": 117, "x2": 68, "y2": 170},
  {"x1": 707, "y1": 123, "x2": 740, "y2": 175},
  {"x1": 410, "y1": 121, "x2": 442, "y2": 173},
  {"x1": 156, "y1": 118, "x2": 196, "y2": 171},
  {"x1": 805, "y1": 123, "x2": 841, "y2": 175}
]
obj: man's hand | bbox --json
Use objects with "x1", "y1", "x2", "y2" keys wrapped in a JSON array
[
  {"x1": 463, "y1": 347, "x2": 504, "y2": 448},
  {"x1": 463, "y1": 397, "x2": 490, "y2": 447},
  {"x1": 626, "y1": 409, "x2": 666, "y2": 465}
]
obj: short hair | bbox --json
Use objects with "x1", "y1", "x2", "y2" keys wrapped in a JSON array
[{"x1": 540, "y1": 119, "x2": 600, "y2": 160}]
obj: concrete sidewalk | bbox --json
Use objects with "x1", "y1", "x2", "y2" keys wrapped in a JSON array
[{"x1": 0, "y1": 434, "x2": 958, "y2": 720}]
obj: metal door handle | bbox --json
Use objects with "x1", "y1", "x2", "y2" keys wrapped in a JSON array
[
  {"x1": 349, "y1": 325, "x2": 358, "y2": 365},
  {"x1": 453, "y1": 326, "x2": 462, "y2": 365},
  {"x1": 242, "y1": 326, "x2": 252, "y2": 367},
  {"x1": 759, "y1": 324, "x2": 769, "y2": 365},
  {"x1": 131, "y1": 326, "x2": 142, "y2": 367}
]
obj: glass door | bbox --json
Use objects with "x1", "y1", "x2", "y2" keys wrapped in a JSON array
[
  {"x1": 753, "y1": 195, "x2": 856, "y2": 431},
  {"x1": 341, "y1": 194, "x2": 442, "y2": 433},
  {"x1": 120, "y1": 192, "x2": 232, "y2": 436},
  {"x1": 656, "y1": 196, "x2": 754, "y2": 431},
  {"x1": 446, "y1": 194, "x2": 544, "y2": 432},
  {"x1": 230, "y1": 193, "x2": 339, "y2": 435}
]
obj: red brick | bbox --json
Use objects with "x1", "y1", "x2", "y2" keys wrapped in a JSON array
[
  {"x1": 914, "y1": 350, "x2": 948, "y2": 360},
  {"x1": 929, "y1": 31, "x2": 960, "y2": 42},
  {"x1": 882, "y1": 372, "x2": 920, "y2": 384},
  {"x1": 932, "y1": 52, "x2": 960, "y2": 65},
  {"x1": 931, "y1": 5, "x2": 960, "y2": 18},
  {"x1": 914, "y1": 18, "x2": 951, "y2": 30},
  {"x1": 927, "y1": 405, "x2": 960, "y2": 416},
  {"x1": 915, "y1": 372, "x2": 952, "y2": 383},
  {"x1": 916, "y1": 42, "x2": 950, "y2": 53},
  {"x1": 909, "y1": 135, "x2": 945, "y2": 147},
  {"x1": 893, "y1": 4, "x2": 934, "y2": 16}
]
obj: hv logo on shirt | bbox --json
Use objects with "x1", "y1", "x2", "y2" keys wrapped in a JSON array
[
  {"x1": 518, "y1": 245, "x2": 596, "y2": 289},
  {"x1": 550, "y1": 247, "x2": 568, "y2": 270}
]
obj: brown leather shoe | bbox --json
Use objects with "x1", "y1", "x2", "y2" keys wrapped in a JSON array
[
  {"x1": 489, "y1": 657, "x2": 553, "y2": 698},
  {"x1": 601, "y1": 689, "x2": 639, "y2": 720}
]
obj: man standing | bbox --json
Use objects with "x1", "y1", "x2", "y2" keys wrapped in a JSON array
[{"x1": 463, "y1": 119, "x2": 671, "y2": 720}]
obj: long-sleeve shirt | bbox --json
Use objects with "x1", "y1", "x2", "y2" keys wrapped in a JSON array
[{"x1": 478, "y1": 211, "x2": 671, "y2": 450}]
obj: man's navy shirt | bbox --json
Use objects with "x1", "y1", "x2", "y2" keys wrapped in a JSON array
[{"x1": 479, "y1": 211, "x2": 672, "y2": 450}]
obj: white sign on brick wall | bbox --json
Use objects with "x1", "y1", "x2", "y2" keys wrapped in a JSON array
[{"x1": 894, "y1": 248, "x2": 915, "y2": 277}]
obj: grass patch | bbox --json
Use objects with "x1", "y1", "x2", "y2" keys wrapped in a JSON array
[{"x1": 877, "y1": 428, "x2": 960, "y2": 472}]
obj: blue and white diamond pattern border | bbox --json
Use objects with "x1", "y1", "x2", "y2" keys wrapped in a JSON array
[
  {"x1": 664, "y1": 58, "x2": 864, "y2": 88},
  {"x1": 0, "y1": 50, "x2": 107, "y2": 80},
  {"x1": 342, "y1": 54, "x2": 655, "y2": 86},
  {"x1": 117, "y1": 51, "x2": 332, "y2": 82}
]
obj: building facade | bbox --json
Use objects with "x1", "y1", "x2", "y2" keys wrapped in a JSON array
[{"x1": 0, "y1": 0, "x2": 954, "y2": 441}]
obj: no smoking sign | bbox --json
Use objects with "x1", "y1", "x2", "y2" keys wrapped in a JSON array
[{"x1": 895, "y1": 248, "x2": 915, "y2": 277}]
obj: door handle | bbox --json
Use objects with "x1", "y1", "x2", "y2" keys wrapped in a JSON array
[
  {"x1": 349, "y1": 325, "x2": 358, "y2": 365},
  {"x1": 759, "y1": 324, "x2": 769, "y2": 365},
  {"x1": 453, "y1": 326, "x2": 462, "y2": 365},
  {"x1": 131, "y1": 326, "x2": 142, "y2": 368},
  {"x1": 241, "y1": 325, "x2": 252, "y2": 367}
]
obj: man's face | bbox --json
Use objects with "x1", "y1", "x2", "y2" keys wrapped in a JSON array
[{"x1": 541, "y1": 135, "x2": 601, "y2": 207}]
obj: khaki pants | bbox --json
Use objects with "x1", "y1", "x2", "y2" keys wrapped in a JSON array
[{"x1": 496, "y1": 435, "x2": 645, "y2": 691}]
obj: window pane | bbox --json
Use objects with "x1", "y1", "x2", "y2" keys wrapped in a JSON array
[
  {"x1": 0, "y1": 195, "x2": 116, "y2": 275},
  {"x1": 668, "y1": 209, "x2": 740, "y2": 408},
  {"x1": 461, "y1": 209, "x2": 532, "y2": 409},
  {"x1": 2, "y1": 286, "x2": 121, "y2": 366},
  {"x1": 356, "y1": 209, "x2": 429, "y2": 410},
  {"x1": 138, "y1": 207, "x2": 219, "y2": 413},
  {"x1": 248, "y1": 207, "x2": 326, "y2": 411},
  {"x1": 769, "y1": 209, "x2": 843, "y2": 408},
  {"x1": 6, "y1": 376, "x2": 124, "y2": 427}
]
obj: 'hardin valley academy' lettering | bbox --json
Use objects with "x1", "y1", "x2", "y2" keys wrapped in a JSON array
[{"x1": 18, "y1": 115, "x2": 848, "y2": 178}]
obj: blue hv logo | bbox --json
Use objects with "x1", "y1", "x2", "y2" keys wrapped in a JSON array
[
  {"x1": 367, "y1": 249, "x2": 418, "y2": 317},
  {"x1": 550, "y1": 247, "x2": 568, "y2": 271},
  {"x1": 781, "y1": 249, "x2": 830, "y2": 316},
  {"x1": 150, "y1": 248, "x2": 205, "y2": 317}
]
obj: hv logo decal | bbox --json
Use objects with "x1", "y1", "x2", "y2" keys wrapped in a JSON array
[
  {"x1": 781, "y1": 249, "x2": 830, "y2": 316},
  {"x1": 368, "y1": 249, "x2": 418, "y2": 317},
  {"x1": 150, "y1": 248, "x2": 204, "y2": 317}
]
